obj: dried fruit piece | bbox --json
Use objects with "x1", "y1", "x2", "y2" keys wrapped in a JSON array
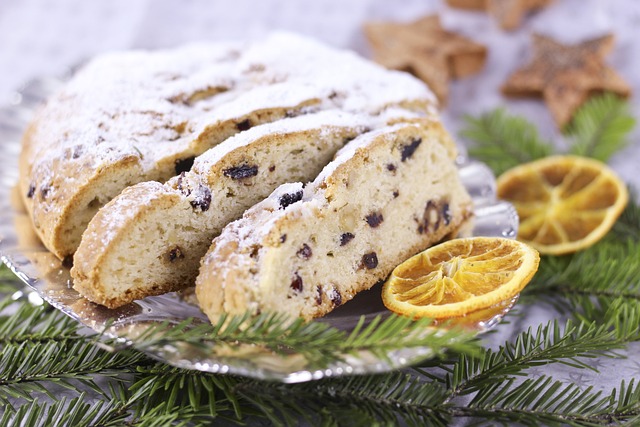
[
  {"x1": 223, "y1": 164, "x2": 259, "y2": 180},
  {"x1": 382, "y1": 237, "x2": 539, "y2": 319},
  {"x1": 279, "y1": 190, "x2": 303, "y2": 209},
  {"x1": 401, "y1": 138, "x2": 422, "y2": 161},
  {"x1": 329, "y1": 287, "x2": 342, "y2": 306},
  {"x1": 168, "y1": 247, "x2": 185, "y2": 262},
  {"x1": 189, "y1": 185, "x2": 212, "y2": 211},
  {"x1": 497, "y1": 155, "x2": 628, "y2": 255},
  {"x1": 291, "y1": 272, "x2": 303, "y2": 293},
  {"x1": 340, "y1": 232, "x2": 355, "y2": 246},
  {"x1": 297, "y1": 243, "x2": 312, "y2": 259},
  {"x1": 362, "y1": 252, "x2": 379, "y2": 269},
  {"x1": 365, "y1": 212, "x2": 384, "y2": 227},
  {"x1": 236, "y1": 119, "x2": 252, "y2": 131}
]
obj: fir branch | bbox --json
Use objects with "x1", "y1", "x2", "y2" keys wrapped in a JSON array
[
  {"x1": 525, "y1": 239, "x2": 640, "y2": 304},
  {"x1": 438, "y1": 320, "x2": 626, "y2": 402},
  {"x1": 0, "y1": 296, "x2": 80, "y2": 344},
  {"x1": 565, "y1": 93, "x2": 636, "y2": 163},
  {"x1": 0, "y1": 338, "x2": 147, "y2": 408},
  {"x1": 0, "y1": 293, "x2": 150, "y2": 408},
  {"x1": 231, "y1": 372, "x2": 451, "y2": 427},
  {"x1": 0, "y1": 394, "x2": 130, "y2": 427},
  {"x1": 461, "y1": 108, "x2": 554, "y2": 175},
  {"x1": 127, "y1": 365, "x2": 238, "y2": 420},
  {"x1": 465, "y1": 376, "x2": 640, "y2": 426},
  {"x1": 0, "y1": 265, "x2": 20, "y2": 294},
  {"x1": 133, "y1": 312, "x2": 480, "y2": 369},
  {"x1": 611, "y1": 187, "x2": 640, "y2": 242}
]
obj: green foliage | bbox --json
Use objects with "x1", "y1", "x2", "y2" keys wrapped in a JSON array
[
  {"x1": 522, "y1": 214, "x2": 640, "y2": 331},
  {"x1": 439, "y1": 320, "x2": 628, "y2": 401},
  {"x1": 612, "y1": 188, "x2": 640, "y2": 242},
  {"x1": 462, "y1": 94, "x2": 636, "y2": 176},
  {"x1": 133, "y1": 312, "x2": 479, "y2": 371},
  {"x1": 3, "y1": 275, "x2": 640, "y2": 425},
  {"x1": 461, "y1": 108, "x2": 554, "y2": 175},
  {"x1": 565, "y1": 94, "x2": 636, "y2": 162}
]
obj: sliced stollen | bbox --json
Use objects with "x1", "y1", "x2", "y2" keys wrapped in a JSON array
[
  {"x1": 71, "y1": 110, "x2": 416, "y2": 308},
  {"x1": 19, "y1": 32, "x2": 436, "y2": 260},
  {"x1": 196, "y1": 120, "x2": 474, "y2": 321}
]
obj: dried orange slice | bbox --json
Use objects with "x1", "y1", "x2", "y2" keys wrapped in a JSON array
[
  {"x1": 497, "y1": 155, "x2": 628, "y2": 255},
  {"x1": 382, "y1": 237, "x2": 539, "y2": 319}
]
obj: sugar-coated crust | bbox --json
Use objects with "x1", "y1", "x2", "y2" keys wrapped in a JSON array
[
  {"x1": 197, "y1": 121, "x2": 473, "y2": 321},
  {"x1": 20, "y1": 32, "x2": 437, "y2": 260}
]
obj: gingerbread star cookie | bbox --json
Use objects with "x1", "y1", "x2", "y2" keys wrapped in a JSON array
[
  {"x1": 446, "y1": 0, "x2": 554, "y2": 31},
  {"x1": 502, "y1": 33, "x2": 632, "y2": 128},
  {"x1": 363, "y1": 15, "x2": 487, "y2": 104}
]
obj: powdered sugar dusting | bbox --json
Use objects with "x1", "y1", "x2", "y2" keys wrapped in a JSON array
[
  {"x1": 30, "y1": 31, "x2": 436, "y2": 176},
  {"x1": 307, "y1": 123, "x2": 418, "y2": 196},
  {"x1": 209, "y1": 123, "x2": 418, "y2": 261},
  {"x1": 209, "y1": 182, "x2": 307, "y2": 259},
  {"x1": 91, "y1": 182, "x2": 171, "y2": 247},
  {"x1": 24, "y1": 32, "x2": 438, "y2": 256},
  {"x1": 192, "y1": 110, "x2": 372, "y2": 175}
]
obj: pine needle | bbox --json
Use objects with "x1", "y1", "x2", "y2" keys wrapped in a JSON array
[
  {"x1": 528, "y1": 239, "x2": 640, "y2": 298},
  {"x1": 611, "y1": 187, "x2": 640, "y2": 242},
  {"x1": 461, "y1": 108, "x2": 554, "y2": 175},
  {"x1": 565, "y1": 94, "x2": 636, "y2": 163},
  {"x1": 132, "y1": 312, "x2": 480, "y2": 370},
  {"x1": 439, "y1": 319, "x2": 626, "y2": 402}
]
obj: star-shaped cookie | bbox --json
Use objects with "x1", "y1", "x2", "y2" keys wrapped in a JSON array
[
  {"x1": 502, "y1": 33, "x2": 632, "y2": 128},
  {"x1": 363, "y1": 15, "x2": 487, "y2": 104},
  {"x1": 446, "y1": 0, "x2": 554, "y2": 30}
]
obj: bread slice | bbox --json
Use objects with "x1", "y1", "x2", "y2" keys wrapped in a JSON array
[
  {"x1": 71, "y1": 110, "x2": 419, "y2": 308},
  {"x1": 19, "y1": 32, "x2": 436, "y2": 260},
  {"x1": 195, "y1": 120, "x2": 473, "y2": 321}
]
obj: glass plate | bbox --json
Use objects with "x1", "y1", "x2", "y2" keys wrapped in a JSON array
[{"x1": 0, "y1": 77, "x2": 519, "y2": 383}]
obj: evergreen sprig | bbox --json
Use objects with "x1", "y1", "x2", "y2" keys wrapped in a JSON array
[
  {"x1": 527, "y1": 239, "x2": 640, "y2": 301},
  {"x1": 433, "y1": 319, "x2": 628, "y2": 402},
  {"x1": 131, "y1": 312, "x2": 480, "y2": 370},
  {"x1": 565, "y1": 93, "x2": 636, "y2": 162},
  {"x1": 466, "y1": 376, "x2": 640, "y2": 426},
  {"x1": 612, "y1": 188, "x2": 640, "y2": 242},
  {"x1": 462, "y1": 94, "x2": 636, "y2": 175},
  {"x1": 461, "y1": 108, "x2": 554, "y2": 175},
  {"x1": 4, "y1": 279, "x2": 640, "y2": 426}
]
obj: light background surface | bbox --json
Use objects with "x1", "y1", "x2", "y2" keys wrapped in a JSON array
[{"x1": 1, "y1": 0, "x2": 640, "y2": 404}]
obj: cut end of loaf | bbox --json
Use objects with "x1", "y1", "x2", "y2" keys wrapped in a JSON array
[{"x1": 196, "y1": 121, "x2": 473, "y2": 322}]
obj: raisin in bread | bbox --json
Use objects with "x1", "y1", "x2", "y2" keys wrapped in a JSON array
[
  {"x1": 71, "y1": 110, "x2": 423, "y2": 308},
  {"x1": 20, "y1": 32, "x2": 436, "y2": 260},
  {"x1": 196, "y1": 120, "x2": 473, "y2": 321}
]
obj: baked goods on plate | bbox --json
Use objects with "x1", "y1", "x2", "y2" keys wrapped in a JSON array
[
  {"x1": 18, "y1": 32, "x2": 477, "y2": 322},
  {"x1": 72, "y1": 110, "x2": 423, "y2": 308},
  {"x1": 20, "y1": 32, "x2": 436, "y2": 261}
]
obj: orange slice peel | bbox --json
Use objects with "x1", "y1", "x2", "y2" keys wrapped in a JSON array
[
  {"x1": 497, "y1": 155, "x2": 628, "y2": 255},
  {"x1": 382, "y1": 237, "x2": 540, "y2": 319}
]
